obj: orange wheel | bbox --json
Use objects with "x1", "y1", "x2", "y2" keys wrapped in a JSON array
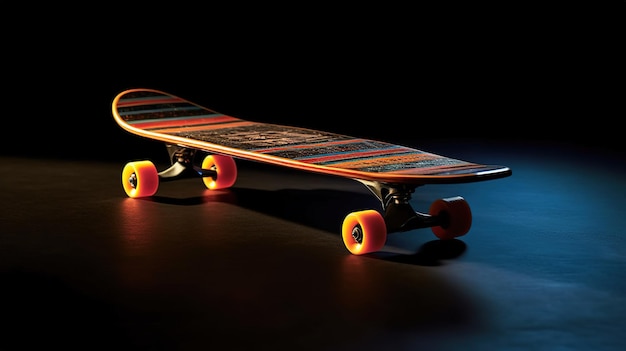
[
  {"x1": 429, "y1": 196, "x2": 472, "y2": 240},
  {"x1": 121, "y1": 160, "x2": 159, "y2": 198},
  {"x1": 201, "y1": 155, "x2": 237, "y2": 190},
  {"x1": 341, "y1": 210, "x2": 387, "y2": 255}
]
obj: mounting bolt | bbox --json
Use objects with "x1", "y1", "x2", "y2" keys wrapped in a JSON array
[{"x1": 351, "y1": 225, "x2": 363, "y2": 244}]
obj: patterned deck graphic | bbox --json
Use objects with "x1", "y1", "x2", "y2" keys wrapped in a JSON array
[{"x1": 113, "y1": 89, "x2": 511, "y2": 182}]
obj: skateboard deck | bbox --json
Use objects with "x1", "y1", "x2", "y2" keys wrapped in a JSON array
[{"x1": 112, "y1": 88, "x2": 512, "y2": 255}]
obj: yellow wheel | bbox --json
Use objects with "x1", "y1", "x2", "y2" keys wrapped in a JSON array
[
  {"x1": 429, "y1": 196, "x2": 472, "y2": 240},
  {"x1": 121, "y1": 160, "x2": 159, "y2": 198},
  {"x1": 201, "y1": 155, "x2": 237, "y2": 190},
  {"x1": 341, "y1": 210, "x2": 387, "y2": 255}
]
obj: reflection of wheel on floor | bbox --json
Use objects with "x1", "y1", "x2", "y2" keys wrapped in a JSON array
[
  {"x1": 341, "y1": 210, "x2": 387, "y2": 255},
  {"x1": 201, "y1": 155, "x2": 237, "y2": 190},
  {"x1": 429, "y1": 196, "x2": 472, "y2": 240},
  {"x1": 121, "y1": 160, "x2": 159, "y2": 198}
]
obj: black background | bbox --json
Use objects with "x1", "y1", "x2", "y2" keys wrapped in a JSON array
[{"x1": 4, "y1": 5, "x2": 623, "y2": 161}]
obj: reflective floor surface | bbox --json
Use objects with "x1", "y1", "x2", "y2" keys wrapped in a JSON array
[{"x1": 1, "y1": 140, "x2": 625, "y2": 350}]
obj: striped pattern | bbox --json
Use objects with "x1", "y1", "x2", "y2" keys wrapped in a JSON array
[{"x1": 113, "y1": 89, "x2": 510, "y2": 181}]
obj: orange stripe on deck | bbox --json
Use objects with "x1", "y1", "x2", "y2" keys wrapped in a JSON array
[
  {"x1": 391, "y1": 163, "x2": 483, "y2": 175},
  {"x1": 151, "y1": 121, "x2": 257, "y2": 134},
  {"x1": 130, "y1": 116, "x2": 241, "y2": 130},
  {"x1": 314, "y1": 153, "x2": 443, "y2": 169},
  {"x1": 301, "y1": 147, "x2": 417, "y2": 163},
  {"x1": 252, "y1": 139, "x2": 366, "y2": 153}
]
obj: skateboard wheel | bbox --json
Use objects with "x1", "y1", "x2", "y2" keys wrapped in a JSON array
[
  {"x1": 429, "y1": 196, "x2": 472, "y2": 240},
  {"x1": 341, "y1": 210, "x2": 387, "y2": 255},
  {"x1": 122, "y1": 160, "x2": 159, "y2": 198},
  {"x1": 201, "y1": 155, "x2": 237, "y2": 190}
]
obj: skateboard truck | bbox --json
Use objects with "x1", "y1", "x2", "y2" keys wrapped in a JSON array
[
  {"x1": 157, "y1": 145, "x2": 218, "y2": 181},
  {"x1": 358, "y1": 180, "x2": 447, "y2": 234},
  {"x1": 341, "y1": 180, "x2": 472, "y2": 253},
  {"x1": 339, "y1": 180, "x2": 471, "y2": 254},
  {"x1": 120, "y1": 144, "x2": 238, "y2": 198}
]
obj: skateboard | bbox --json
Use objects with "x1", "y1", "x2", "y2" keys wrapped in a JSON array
[{"x1": 112, "y1": 88, "x2": 512, "y2": 255}]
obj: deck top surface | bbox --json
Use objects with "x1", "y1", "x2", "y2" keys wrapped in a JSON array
[{"x1": 112, "y1": 89, "x2": 511, "y2": 184}]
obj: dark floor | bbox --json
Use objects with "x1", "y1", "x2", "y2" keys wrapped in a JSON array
[{"x1": 1, "y1": 139, "x2": 625, "y2": 350}]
